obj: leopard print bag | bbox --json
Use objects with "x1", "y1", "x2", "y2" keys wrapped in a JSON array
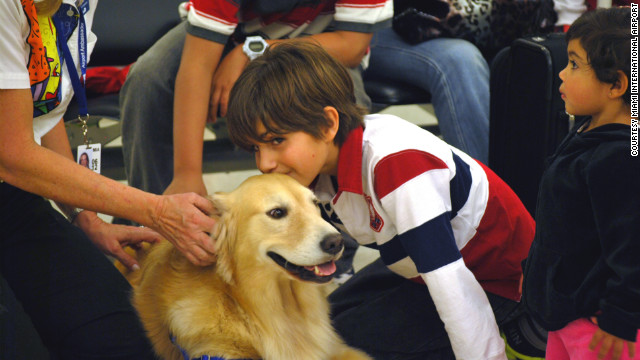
[
  {"x1": 392, "y1": 0, "x2": 556, "y2": 59},
  {"x1": 448, "y1": 0, "x2": 556, "y2": 58}
]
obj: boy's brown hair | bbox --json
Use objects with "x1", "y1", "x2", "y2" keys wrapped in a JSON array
[{"x1": 227, "y1": 40, "x2": 368, "y2": 151}]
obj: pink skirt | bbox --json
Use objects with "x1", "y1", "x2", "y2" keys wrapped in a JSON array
[{"x1": 547, "y1": 318, "x2": 639, "y2": 359}]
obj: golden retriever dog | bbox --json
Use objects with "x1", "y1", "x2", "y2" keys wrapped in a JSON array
[{"x1": 118, "y1": 173, "x2": 371, "y2": 360}]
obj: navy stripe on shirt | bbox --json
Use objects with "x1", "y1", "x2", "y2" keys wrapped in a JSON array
[
  {"x1": 449, "y1": 152, "x2": 472, "y2": 218},
  {"x1": 380, "y1": 212, "x2": 462, "y2": 273}
]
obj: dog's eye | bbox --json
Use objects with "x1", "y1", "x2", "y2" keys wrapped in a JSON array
[{"x1": 267, "y1": 208, "x2": 287, "y2": 219}]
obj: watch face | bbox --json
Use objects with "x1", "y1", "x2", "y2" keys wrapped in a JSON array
[{"x1": 249, "y1": 41, "x2": 265, "y2": 52}]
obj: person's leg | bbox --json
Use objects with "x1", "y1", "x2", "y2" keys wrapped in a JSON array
[
  {"x1": 347, "y1": 65, "x2": 372, "y2": 112},
  {"x1": 329, "y1": 258, "x2": 455, "y2": 360},
  {"x1": 0, "y1": 185, "x2": 155, "y2": 359},
  {"x1": 367, "y1": 29, "x2": 490, "y2": 163},
  {"x1": 120, "y1": 22, "x2": 187, "y2": 195}
]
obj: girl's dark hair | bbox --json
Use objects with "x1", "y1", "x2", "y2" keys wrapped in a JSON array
[
  {"x1": 566, "y1": 7, "x2": 631, "y2": 104},
  {"x1": 227, "y1": 40, "x2": 367, "y2": 151}
]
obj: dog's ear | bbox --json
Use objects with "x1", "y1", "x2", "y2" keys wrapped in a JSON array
[
  {"x1": 208, "y1": 192, "x2": 231, "y2": 218},
  {"x1": 208, "y1": 193, "x2": 236, "y2": 285}
]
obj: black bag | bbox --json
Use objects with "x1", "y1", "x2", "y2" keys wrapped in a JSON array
[{"x1": 489, "y1": 33, "x2": 574, "y2": 217}]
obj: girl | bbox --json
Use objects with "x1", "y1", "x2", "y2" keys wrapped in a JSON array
[
  {"x1": 1, "y1": 0, "x2": 217, "y2": 357},
  {"x1": 522, "y1": 7, "x2": 639, "y2": 360}
]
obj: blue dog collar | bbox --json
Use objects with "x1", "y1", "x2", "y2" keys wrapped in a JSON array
[{"x1": 171, "y1": 334, "x2": 257, "y2": 360}]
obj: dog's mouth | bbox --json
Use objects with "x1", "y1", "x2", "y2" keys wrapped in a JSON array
[{"x1": 267, "y1": 252, "x2": 337, "y2": 284}]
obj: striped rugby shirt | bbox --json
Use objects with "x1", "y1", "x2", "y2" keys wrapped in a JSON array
[
  {"x1": 179, "y1": 0, "x2": 393, "y2": 44},
  {"x1": 314, "y1": 114, "x2": 535, "y2": 359}
]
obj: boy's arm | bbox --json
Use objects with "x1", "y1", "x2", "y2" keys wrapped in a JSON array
[
  {"x1": 167, "y1": 33, "x2": 224, "y2": 196},
  {"x1": 422, "y1": 260, "x2": 506, "y2": 359},
  {"x1": 376, "y1": 160, "x2": 506, "y2": 358}
]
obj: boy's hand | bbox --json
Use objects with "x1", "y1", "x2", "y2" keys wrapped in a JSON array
[
  {"x1": 589, "y1": 319, "x2": 636, "y2": 360},
  {"x1": 209, "y1": 46, "x2": 249, "y2": 123},
  {"x1": 164, "y1": 174, "x2": 208, "y2": 197}
]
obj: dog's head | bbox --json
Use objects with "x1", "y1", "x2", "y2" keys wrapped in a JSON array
[{"x1": 209, "y1": 173, "x2": 343, "y2": 285}]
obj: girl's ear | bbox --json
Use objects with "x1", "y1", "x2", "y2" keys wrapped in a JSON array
[
  {"x1": 609, "y1": 70, "x2": 628, "y2": 99},
  {"x1": 322, "y1": 106, "x2": 340, "y2": 142}
]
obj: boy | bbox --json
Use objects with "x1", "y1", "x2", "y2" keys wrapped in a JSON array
[{"x1": 227, "y1": 41, "x2": 539, "y2": 359}]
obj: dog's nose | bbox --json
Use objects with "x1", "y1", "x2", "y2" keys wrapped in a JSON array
[{"x1": 320, "y1": 234, "x2": 344, "y2": 255}]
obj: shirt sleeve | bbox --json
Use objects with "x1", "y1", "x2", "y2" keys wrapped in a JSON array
[
  {"x1": 333, "y1": 0, "x2": 393, "y2": 33},
  {"x1": 0, "y1": 0, "x2": 31, "y2": 89},
  {"x1": 587, "y1": 144, "x2": 640, "y2": 341},
  {"x1": 182, "y1": 0, "x2": 239, "y2": 44}
]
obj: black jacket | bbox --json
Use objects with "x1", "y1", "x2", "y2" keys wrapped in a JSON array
[{"x1": 523, "y1": 117, "x2": 640, "y2": 341}]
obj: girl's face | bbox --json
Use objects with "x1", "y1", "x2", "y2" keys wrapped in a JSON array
[
  {"x1": 251, "y1": 121, "x2": 338, "y2": 187},
  {"x1": 558, "y1": 39, "x2": 611, "y2": 117}
]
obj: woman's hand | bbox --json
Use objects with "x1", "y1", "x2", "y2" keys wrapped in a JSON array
[
  {"x1": 74, "y1": 210, "x2": 162, "y2": 270},
  {"x1": 150, "y1": 192, "x2": 217, "y2": 266}
]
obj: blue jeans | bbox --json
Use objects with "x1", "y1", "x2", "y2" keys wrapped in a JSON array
[
  {"x1": 366, "y1": 29, "x2": 490, "y2": 164},
  {"x1": 121, "y1": 22, "x2": 371, "y2": 195}
]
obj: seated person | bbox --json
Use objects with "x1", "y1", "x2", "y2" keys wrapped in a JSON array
[{"x1": 120, "y1": 0, "x2": 393, "y2": 197}]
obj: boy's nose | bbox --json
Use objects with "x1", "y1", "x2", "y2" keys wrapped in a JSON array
[{"x1": 256, "y1": 152, "x2": 277, "y2": 173}]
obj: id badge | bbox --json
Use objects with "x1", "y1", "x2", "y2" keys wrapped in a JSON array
[{"x1": 77, "y1": 143, "x2": 101, "y2": 173}]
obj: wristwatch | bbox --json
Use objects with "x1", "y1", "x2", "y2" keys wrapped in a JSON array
[{"x1": 242, "y1": 36, "x2": 269, "y2": 61}]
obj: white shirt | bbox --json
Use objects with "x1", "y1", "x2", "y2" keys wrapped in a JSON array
[{"x1": 0, "y1": 0, "x2": 97, "y2": 144}]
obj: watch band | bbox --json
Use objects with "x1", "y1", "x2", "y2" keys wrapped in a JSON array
[{"x1": 242, "y1": 35, "x2": 269, "y2": 61}]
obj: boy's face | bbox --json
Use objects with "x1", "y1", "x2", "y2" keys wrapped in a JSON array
[
  {"x1": 558, "y1": 39, "x2": 611, "y2": 117},
  {"x1": 251, "y1": 120, "x2": 339, "y2": 187}
]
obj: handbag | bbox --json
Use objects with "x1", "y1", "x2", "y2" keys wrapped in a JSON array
[
  {"x1": 392, "y1": 0, "x2": 557, "y2": 59},
  {"x1": 448, "y1": 0, "x2": 557, "y2": 58}
]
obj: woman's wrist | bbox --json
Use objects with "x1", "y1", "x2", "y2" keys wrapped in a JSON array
[
  {"x1": 71, "y1": 209, "x2": 100, "y2": 229},
  {"x1": 67, "y1": 208, "x2": 84, "y2": 224}
]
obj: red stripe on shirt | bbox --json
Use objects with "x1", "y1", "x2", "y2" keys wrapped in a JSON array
[
  {"x1": 373, "y1": 150, "x2": 448, "y2": 199},
  {"x1": 191, "y1": 0, "x2": 239, "y2": 25},
  {"x1": 459, "y1": 161, "x2": 535, "y2": 301}
]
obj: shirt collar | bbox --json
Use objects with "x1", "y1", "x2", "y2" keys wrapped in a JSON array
[{"x1": 335, "y1": 126, "x2": 364, "y2": 196}]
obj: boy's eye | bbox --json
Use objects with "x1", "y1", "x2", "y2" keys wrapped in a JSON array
[
  {"x1": 251, "y1": 145, "x2": 260, "y2": 153},
  {"x1": 271, "y1": 137, "x2": 285, "y2": 145},
  {"x1": 569, "y1": 60, "x2": 578, "y2": 69}
]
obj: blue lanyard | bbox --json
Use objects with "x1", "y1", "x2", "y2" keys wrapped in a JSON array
[{"x1": 52, "y1": 2, "x2": 89, "y2": 118}]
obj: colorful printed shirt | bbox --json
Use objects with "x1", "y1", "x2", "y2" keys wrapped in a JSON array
[
  {"x1": 313, "y1": 114, "x2": 535, "y2": 359},
  {"x1": 179, "y1": 0, "x2": 393, "y2": 44},
  {"x1": 0, "y1": 0, "x2": 97, "y2": 143}
]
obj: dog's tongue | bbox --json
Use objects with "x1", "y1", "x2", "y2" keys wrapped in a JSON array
[{"x1": 304, "y1": 261, "x2": 337, "y2": 276}]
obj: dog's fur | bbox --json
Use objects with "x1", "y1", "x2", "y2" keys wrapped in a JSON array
[{"x1": 117, "y1": 174, "x2": 371, "y2": 360}]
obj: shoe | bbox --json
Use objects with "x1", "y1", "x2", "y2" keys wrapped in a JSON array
[{"x1": 501, "y1": 330, "x2": 545, "y2": 360}]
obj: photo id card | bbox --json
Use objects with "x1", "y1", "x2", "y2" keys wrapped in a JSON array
[{"x1": 77, "y1": 143, "x2": 101, "y2": 173}]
